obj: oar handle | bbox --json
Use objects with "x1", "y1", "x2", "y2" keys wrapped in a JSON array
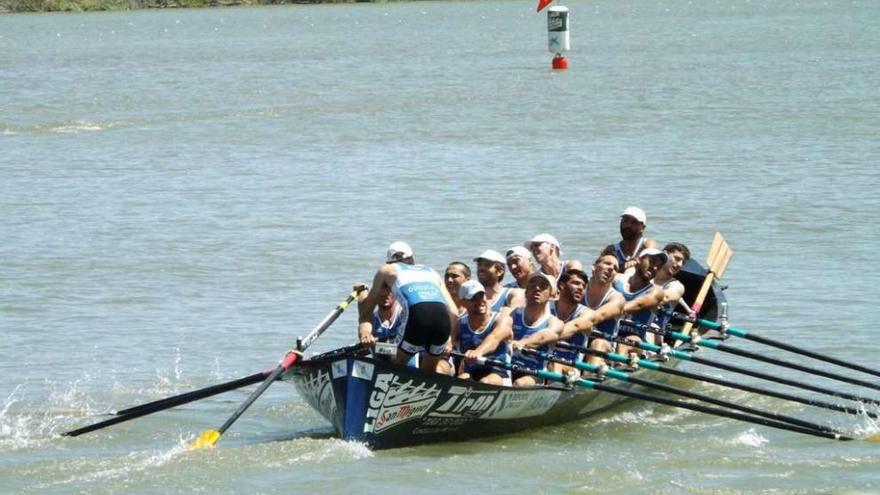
[{"x1": 296, "y1": 290, "x2": 358, "y2": 352}]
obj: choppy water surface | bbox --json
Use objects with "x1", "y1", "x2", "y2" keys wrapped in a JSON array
[{"x1": 2, "y1": 0, "x2": 879, "y2": 493}]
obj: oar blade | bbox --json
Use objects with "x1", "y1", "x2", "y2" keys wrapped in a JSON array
[
  {"x1": 866, "y1": 433, "x2": 880, "y2": 443},
  {"x1": 706, "y1": 232, "x2": 724, "y2": 266},
  {"x1": 714, "y1": 243, "x2": 734, "y2": 278},
  {"x1": 189, "y1": 429, "x2": 221, "y2": 450}
]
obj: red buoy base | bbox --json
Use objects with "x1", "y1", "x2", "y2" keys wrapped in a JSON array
[{"x1": 552, "y1": 55, "x2": 568, "y2": 70}]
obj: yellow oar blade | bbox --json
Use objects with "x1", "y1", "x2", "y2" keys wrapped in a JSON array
[
  {"x1": 189, "y1": 429, "x2": 221, "y2": 450},
  {"x1": 865, "y1": 432, "x2": 880, "y2": 443}
]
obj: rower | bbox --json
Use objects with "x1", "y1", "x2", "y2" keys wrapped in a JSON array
[
  {"x1": 474, "y1": 249, "x2": 521, "y2": 313},
  {"x1": 444, "y1": 261, "x2": 471, "y2": 316},
  {"x1": 546, "y1": 262, "x2": 592, "y2": 373},
  {"x1": 504, "y1": 246, "x2": 534, "y2": 290},
  {"x1": 580, "y1": 254, "x2": 625, "y2": 367},
  {"x1": 606, "y1": 207, "x2": 657, "y2": 273},
  {"x1": 356, "y1": 283, "x2": 404, "y2": 345},
  {"x1": 456, "y1": 280, "x2": 512, "y2": 385},
  {"x1": 652, "y1": 242, "x2": 694, "y2": 334},
  {"x1": 465, "y1": 272, "x2": 562, "y2": 387},
  {"x1": 614, "y1": 247, "x2": 667, "y2": 356},
  {"x1": 515, "y1": 258, "x2": 624, "y2": 371},
  {"x1": 358, "y1": 241, "x2": 459, "y2": 374},
  {"x1": 525, "y1": 233, "x2": 564, "y2": 282}
]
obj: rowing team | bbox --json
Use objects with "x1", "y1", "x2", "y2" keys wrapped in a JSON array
[{"x1": 356, "y1": 206, "x2": 694, "y2": 387}]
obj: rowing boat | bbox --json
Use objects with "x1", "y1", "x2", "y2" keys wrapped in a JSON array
[{"x1": 285, "y1": 259, "x2": 727, "y2": 449}]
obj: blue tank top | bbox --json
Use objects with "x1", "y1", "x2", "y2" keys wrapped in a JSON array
[
  {"x1": 391, "y1": 263, "x2": 446, "y2": 307},
  {"x1": 652, "y1": 279, "x2": 680, "y2": 333},
  {"x1": 550, "y1": 301, "x2": 589, "y2": 361},
  {"x1": 613, "y1": 238, "x2": 645, "y2": 272},
  {"x1": 613, "y1": 276, "x2": 656, "y2": 339},
  {"x1": 371, "y1": 305, "x2": 404, "y2": 344},
  {"x1": 457, "y1": 312, "x2": 505, "y2": 374},
  {"x1": 508, "y1": 307, "x2": 551, "y2": 371},
  {"x1": 583, "y1": 286, "x2": 620, "y2": 342},
  {"x1": 488, "y1": 287, "x2": 511, "y2": 313}
]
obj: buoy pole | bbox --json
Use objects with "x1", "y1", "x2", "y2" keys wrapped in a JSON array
[{"x1": 547, "y1": 6, "x2": 570, "y2": 70}]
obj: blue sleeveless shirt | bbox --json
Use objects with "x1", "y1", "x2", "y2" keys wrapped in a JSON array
[
  {"x1": 371, "y1": 304, "x2": 404, "y2": 344},
  {"x1": 613, "y1": 276, "x2": 656, "y2": 340},
  {"x1": 507, "y1": 307, "x2": 551, "y2": 371},
  {"x1": 488, "y1": 287, "x2": 511, "y2": 313},
  {"x1": 391, "y1": 263, "x2": 445, "y2": 307},
  {"x1": 550, "y1": 301, "x2": 589, "y2": 362},
  {"x1": 457, "y1": 312, "x2": 506, "y2": 375},
  {"x1": 583, "y1": 286, "x2": 621, "y2": 342},
  {"x1": 613, "y1": 238, "x2": 645, "y2": 272}
]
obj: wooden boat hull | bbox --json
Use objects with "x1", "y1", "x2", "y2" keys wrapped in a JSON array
[{"x1": 285, "y1": 260, "x2": 726, "y2": 449}]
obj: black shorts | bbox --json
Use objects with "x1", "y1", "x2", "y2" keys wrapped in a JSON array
[{"x1": 399, "y1": 302, "x2": 451, "y2": 357}]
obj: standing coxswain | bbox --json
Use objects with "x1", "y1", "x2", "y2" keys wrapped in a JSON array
[{"x1": 358, "y1": 242, "x2": 459, "y2": 374}]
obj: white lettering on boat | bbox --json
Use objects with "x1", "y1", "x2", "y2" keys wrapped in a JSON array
[
  {"x1": 431, "y1": 386, "x2": 498, "y2": 418},
  {"x1": 481, "y1": 389, "x2": 561, "y2": 419},
  {"x1": 364, "y1": 373, "x2": 441, "y2": 433}
]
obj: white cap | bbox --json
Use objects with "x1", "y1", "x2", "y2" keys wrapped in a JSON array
[
  {"x1": 527, "y1": 271, "x2": 558, "y2": 295},
  {"x1": 621, "y1": 206, "x2": 647, "y2": 225},
  {"x1": 474, "y1": 249, "x2": 506, "y2": 265},
  {"x1": 386, "y1": 241, "x2": 414, "y2": 263},
  {"x1": 505, "y1": 246, "x2": 532, "y2": 260},
  {"x1": 524, "y1": 233, "x2": 561, "y2": 250},
  {"x1": 638, "y1": 247, "x2": 668, "y2": 264},
  {"x1": 458, "y1": 280, "x2": 486, "y2": 301}
]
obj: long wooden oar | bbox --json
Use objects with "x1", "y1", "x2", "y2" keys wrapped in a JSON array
[
  {"x1": 555, "y1": 340, "x2": 878, "y2": 419},
  {"x1": 455, "y1": 352, "x2": 869, "y2": 442},
  {"x1": 523, "y1": 348, "x2": 842, "y2": 434},
  {"x1": 672, "y1": 311, "x2": 880, "y2": 380},
  {"x1": 189, "y1": 290, "x2": 358, "y2": 449},
  {"x1": 665, "y1": 328, "x2": 880, "y2": 393},
  {"x1": 618, "y1": 327, "x2": 880, "y2": 407},
  {"x1": 681, "y1": 232, "x2": 732, "y2": 336},
  {"x1": 63, "y1": 372, "x2": 268, "y2": 437}
]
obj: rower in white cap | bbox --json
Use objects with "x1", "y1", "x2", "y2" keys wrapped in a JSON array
[
  {"x1": 613, "y1": 247, "x2": 667, "y2": 356},
  {"x1": 357, "y1": 241, "x2": 459, "y2": 374},
  {"x1": 525, "y1": 233, "x2": 564, "y2": 282},
  {"x1": 606, "y1": 207, "x2": 657, "y2": 273},
  {"x1": 455, "y1": 280, "x2": 513, "y2": 385},
  {"x1": 504, "y1": 246, "x2": 534, "y2": 290},
  {"x1": 473, "y1": 249, "x2": 521, "y2": 313}
]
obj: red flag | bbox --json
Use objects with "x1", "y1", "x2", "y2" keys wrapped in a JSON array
[{"x1": 536, "y1": 0, "x2": 553, "y2": 12}]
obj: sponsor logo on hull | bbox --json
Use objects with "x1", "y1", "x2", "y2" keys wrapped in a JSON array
[
  {"x1": 481, "y1": 389, "x2": 561, "y2": 419},
  {"x1": 364, "y1": 372, "x2": 441, "y2": 433}
]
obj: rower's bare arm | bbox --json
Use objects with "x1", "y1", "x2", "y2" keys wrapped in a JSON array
[
  {"x1": 558, "y1": 307, "x2": 596, "y2": 341},
  {"x1": 623, "y1": 286, "x2": 664, "y2": 314},
  {"x1": 662, "y1": 280, "x2": 686, "y2": 305},
  {"x1": 436, "y1": 271, "x2": 460, "y2": 337},
  {"x1": 357, "y1": 267, "x2": 393, "y2": 342},
  {"x1": 520, "y1": 328, "x2": 559, "y2": 348},
  {"x1": 507, "y1": 288, "x2": 525, "y2": 308},
  {"x1": 466, "y1": 314, "x2": 513, "y2": 360}
]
